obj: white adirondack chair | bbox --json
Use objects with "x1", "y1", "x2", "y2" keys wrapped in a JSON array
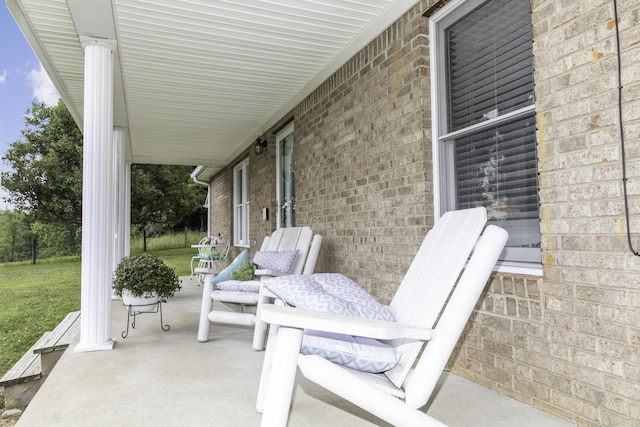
[
  {"x1": 257, "y1": 207, "x2": 508, "y2": 426},
  {"x1": 197, "y1": 226, "x2": 322, "y2": 350}
]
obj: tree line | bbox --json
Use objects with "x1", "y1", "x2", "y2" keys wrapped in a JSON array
[{"x1": 0, "y1": 100, "x2": 208, "y2": 263}]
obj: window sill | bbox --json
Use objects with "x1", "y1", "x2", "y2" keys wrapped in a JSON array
[{"x1": 493, "y1": 261, "x2": 542, "y2": 277}]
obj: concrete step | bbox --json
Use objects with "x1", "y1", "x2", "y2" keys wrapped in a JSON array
[{"x1": 0, "y1": 311, "x2": 80, "y2": 409}]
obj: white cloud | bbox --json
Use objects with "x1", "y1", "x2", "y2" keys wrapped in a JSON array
[
  {"x1": 0, "y1": 70, "x2": 6, "y2": 84},
  {"x1": 28, "y1": 63, "x2": 59, "y2": 106}
]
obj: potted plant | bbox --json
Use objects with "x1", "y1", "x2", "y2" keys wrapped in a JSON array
[{"x1": 113, "y1": 252, "x2": 182, "y2": 312}]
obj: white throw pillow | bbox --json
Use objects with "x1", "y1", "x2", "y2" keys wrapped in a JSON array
[{"x1": 253, "y1": 250, "x2": 298, "y2": 272}]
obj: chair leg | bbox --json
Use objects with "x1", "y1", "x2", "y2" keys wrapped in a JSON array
[
  {"x1": 256, "y1": 323, "x2": 279, "y2": 413},
  {"x1": 260, "y1": 327, "x2": 302, "y2": 427},
  {"x1": 195, "y1": 259, "x2": 213, "y2": 286},
  {"x1": 252, "y1": 289, "x2": 271, "y2": 351},
  {"x1": 190, "y1": 257, "x2": 196, "y2": 278},
  {"x1": 197, "y1": 276, "x2": 215, "y2": 342}
]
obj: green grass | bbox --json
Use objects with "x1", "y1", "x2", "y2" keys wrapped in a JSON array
[
  {"x1": 0, "y1": 259, "x2": 81, "y2": 377},
  {"x1": 0, "y1": 237, "x2": 199, "y2": 378},
  {"x1": 130, "y1": 229, "x2": 204, "y2": 254},
  {"x1": 152, "y1": 247, "x2": 195, "y2": 277}
]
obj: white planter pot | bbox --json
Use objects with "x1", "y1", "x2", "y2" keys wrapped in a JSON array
[{"x1": 122, "y1": 290, "x2": 160, "y2": 313}]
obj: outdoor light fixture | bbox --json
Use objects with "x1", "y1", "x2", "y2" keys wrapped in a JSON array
[{"x1": 254, "y1": 137, "x2": 267, "y2": 155}]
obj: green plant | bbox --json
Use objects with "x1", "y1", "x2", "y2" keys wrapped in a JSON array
[
  {"x1": 230, "y1": 260, "x2": 256, "y2": 281},
  {"x1": 112, "y1": 253, "x2": 181, "y2": 301}
]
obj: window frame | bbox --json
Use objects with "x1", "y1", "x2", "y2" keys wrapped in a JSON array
[
  {"x1": 429, "y1": 0, "x2": 542, "y2": 276},
  {"x1": 276, "y1": 122, "x2": 295, "y2": 229},
  {"x1": 233, "y1": 158, "x2": 250, "y2": 248}
]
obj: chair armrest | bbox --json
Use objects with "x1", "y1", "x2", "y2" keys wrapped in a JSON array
[
  {"x1": 259, "y1": 286, "x2": 278, "y2": 299},
  {"x1": 255, "y1": 269, "x2": 288, "y2": 278},
  {"x1": 260, "y1": 305, "x2": 434, "y2": 341}
]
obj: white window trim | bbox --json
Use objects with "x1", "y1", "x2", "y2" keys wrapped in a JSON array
[
  {"x1": 429, "y1": 0, "x2": 542, "y2": 277},
  {"x1": 233, "y1": 158, "x2": 250, "y2": 248}
]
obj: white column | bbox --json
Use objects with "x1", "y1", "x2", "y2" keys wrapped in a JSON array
[
  {"x1": 75, "y1": 38, "x2": 116, "y2": 352},
  {"x1": 112, "y1": 127, "x2": 127, "y2": 289},
  {"x1": 124, "y1": 161, "x2": 131, "y2": 257},
  {"x1": 206, "y1": 185, "x2": 212, "y2": 234}
]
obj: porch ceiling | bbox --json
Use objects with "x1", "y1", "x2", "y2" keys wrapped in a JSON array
[{"x1": 8, "y1": 0, "x2": 420, "y2": 174}]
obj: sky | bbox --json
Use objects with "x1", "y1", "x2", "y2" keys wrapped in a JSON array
[{"x1": 0, "y1": 5, "x2": 60, "y2": 210}]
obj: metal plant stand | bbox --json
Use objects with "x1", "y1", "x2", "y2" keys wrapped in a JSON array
[{"x1": 121, "y1": 301, "x2": 170, "y2": 338}]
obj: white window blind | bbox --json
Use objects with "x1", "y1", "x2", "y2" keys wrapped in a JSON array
[
  {"x1": 448, "y1": 0, "x2": 534, "y2": 130},
  {"x1": 434, "y1": 0, "x2": 540, "y2": 264}
]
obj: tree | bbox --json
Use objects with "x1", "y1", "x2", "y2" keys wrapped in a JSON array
[
  {"x1": 130, "y1": 164, "x2": 207, "y2": 232},
  {"x1": 2, "y1": 100, "x2": 83, "y2": 224},
  {"x1": 2, "y1": 101, "x2": 83, "y2": 255},
  {"x1": 2, "y1": 101, "x2": 207, "y2": 256},
  {"x1": 0, "y1": 210, "x2": 33, "y2": 263}
]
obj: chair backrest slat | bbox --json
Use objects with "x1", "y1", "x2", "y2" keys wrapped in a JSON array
[
  {"x1": 385, "y1": 207, "x2": 487, "y2": 387},
  {"x1": 197, "y1": 236, "x2": 214, "y2": 255},
  {"x1": 404, "y1": 224, "x2": 508, "y2": 409}
]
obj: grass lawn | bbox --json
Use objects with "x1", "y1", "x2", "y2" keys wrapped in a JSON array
[{"x1": 0, "y1": 248, "x2": 195, "y2": 378}]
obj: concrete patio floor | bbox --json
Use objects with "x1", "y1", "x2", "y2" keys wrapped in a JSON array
[{"x1": 16, "y1": 277, "x2": 576, "y2": 427}]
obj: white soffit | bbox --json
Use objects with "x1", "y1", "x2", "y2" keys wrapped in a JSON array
[{"x1": 7, "y1": 0, "x2": 420, "y2": 172}]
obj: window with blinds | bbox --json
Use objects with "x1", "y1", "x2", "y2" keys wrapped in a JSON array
[{"x1": 432, "y1": 0, "x2": 540, "y2": 264}]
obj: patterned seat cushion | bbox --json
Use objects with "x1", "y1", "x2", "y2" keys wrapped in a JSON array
[
  {"x1": 214, "y1": 280, "x2": 261, "y2": 293},
  {"x1": 300, "y1": 330, "x2": 399, "y2": 373},
  {"x1": 265, "y1": 273, "x2": 399, "y2": 373}
]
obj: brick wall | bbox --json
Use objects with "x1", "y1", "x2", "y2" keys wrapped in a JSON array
[
  {"x1": 207, "y1": 0, "x2": 640, "y2": 425},
  {"x1": 447, "y1": 1, "x2": 640, "y2": 425},
  {"x1": 249, "y1": 131, "x2": 278, "y2": 249},
  {"x1": 211, "y1": 1, "x2": 433, "y2": 302},
  {"x1": 209, "y1": 169, "x2": 231, "y2": 240},
  {"x1": 525, "y1": 0, "x2": 640, "y2": 425},
  {"x1": 209, "y1": 132, "x2": 280, "y2": 259},
  {"x1": 291, "y1": 4, "x2": 433, "y2": 303}
]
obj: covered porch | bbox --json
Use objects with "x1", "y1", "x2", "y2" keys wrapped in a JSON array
[
  {"x1": 6, "y1": 0, "x2": 437, "y2": 354},
  {"x1": 15, "y1": 277, "x2": 575, "y2": 426}
]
